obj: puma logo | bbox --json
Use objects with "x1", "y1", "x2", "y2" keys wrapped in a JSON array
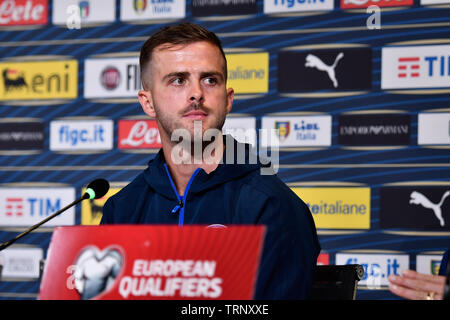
[
  {"x1": 409, "y1": 191, "x2": 450, "y2": 227},
  {"x1": 305, "y1": 52, "x2": 344, "y2": 88}
]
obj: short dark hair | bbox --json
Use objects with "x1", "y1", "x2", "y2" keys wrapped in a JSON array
[{"x1": 139, "y1": 22, "x2": 227, "y2": 89}]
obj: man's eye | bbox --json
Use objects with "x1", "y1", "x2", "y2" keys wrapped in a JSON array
[
  {"x1": 171, "y1": 78, "x2": 184, "y2": 85},
  {"x1": 204, "y1": 77, "x2": 217, "y2": 85}
]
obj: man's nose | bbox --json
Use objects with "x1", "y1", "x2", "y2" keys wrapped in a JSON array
[{"x1": 189, "y1": 81, "x2": 204, "y2": 103}]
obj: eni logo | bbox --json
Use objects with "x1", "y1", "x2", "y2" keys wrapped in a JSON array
[{"x1": 0, "y1": 60, "x2": 78, "y2": 100}]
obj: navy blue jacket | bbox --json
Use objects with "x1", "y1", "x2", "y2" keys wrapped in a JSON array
[
  {"x1": 101, "y1": 137, "x2": 320, "y2": 299},
  {"x1": 439, "y1": 249, "x2": 449, "y2": 276}
]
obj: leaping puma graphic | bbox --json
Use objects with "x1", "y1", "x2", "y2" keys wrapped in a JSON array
[
  {"x1": 409, "y1": 190, "x2": 450, "y2": 227},
  {"x1": 305, "y1": 52, "x2": 344, "y2": 88}
]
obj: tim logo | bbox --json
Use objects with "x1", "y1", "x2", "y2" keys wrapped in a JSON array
[
  {"x1": 410, "y1": 190, "x2": 450, "y2": 227},
  {"x1": 305, "y1": 52, "x2": 344, "y2": 88},
  {"x1": 381, "y1": 45, "x2": 450, "y2": 89},
  {"x1": 5, "y1": 198, "x2": 23, "y2": 216},
  {"x1": 397, "y1": 57, "x2": 420, "y2": 78},
  {"x1": 2, "y1": 68, "x2": 28, "y2": 93}
]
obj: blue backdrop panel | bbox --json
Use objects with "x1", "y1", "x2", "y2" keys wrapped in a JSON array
[{"x1": 0, "y1": 0, "x2": 449, "y2": 300}]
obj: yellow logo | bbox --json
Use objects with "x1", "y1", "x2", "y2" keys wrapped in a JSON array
[
  {"x1": 292, "y1": 187, "x2": 371, "y2": 229},
  {"x1": 81, "y1": 187, "x2": 121, "y2": 225},
  {"x1": 226, "y1": 52, "x2": 268, "y2": 94},
  {"x1": 431, "y1": 260, "x2": 441, "y2": 276},
  {"x1": 0, "y1": 60, "x2": 78, "y2": 100}
]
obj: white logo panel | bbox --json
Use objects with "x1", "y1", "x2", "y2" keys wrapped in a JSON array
[
  {"x1": 420, "y1": 0, "x2": 450, "y2": 4},
  {"x1": 84, "y1": 57, "x2": 141, "y2": 99},
  {"x1": 222, "y1": 117, "x2": 256, "y2": 146},
  {"x1": 0, "y1": 247, "x2": 43, "y2": 279},
  {"x1": 264, "y1": 0, "x2": 334, "y2": 13},
  {"x1": 120, "y1": 0, "x2": 185, "y2": 21},
  {"x1": 418, "y1": 113, "x2": 450, "y2": 145},
  {"x1": 0, "y1": 188, "x2": 75, "y2": 227},
  {"x1": 416, "y1": 254, "x2": 443, "y2": 275},
  {"x1": 261, "y1": 115, "x2": 332, "y2": 147},
  {"x1": 50, "y1": 120, "x2": 113, "y2": 151},
  {"x1": 52, "y1": 0, "x2": 116, "y2": 25},
  {"x1": 381, "y1": 45, "x2": 450, "y2": 89},
  {"x1": 336, "y1": 253, "x2": 409, "y2": 288}
]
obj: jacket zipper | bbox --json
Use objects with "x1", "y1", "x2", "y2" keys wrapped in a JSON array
[
  {"x1": 164, "y1": 164, "x2": 201, "y2": 226},
  {"x1": 171, "y1": 198, "x2": 183, "y2": 215}
]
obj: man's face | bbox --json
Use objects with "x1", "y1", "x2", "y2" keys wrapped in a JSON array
[{"x1": 138, "y1": 41, "x2": 234, "y2": 144}]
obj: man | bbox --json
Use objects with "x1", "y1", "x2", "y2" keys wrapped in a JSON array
[
  {"x1": 388, "y1": 249, "x2": 449, "y2": 300},
  {"x1": 101, "y1": 23, "x2": 320, "y2": 299}
]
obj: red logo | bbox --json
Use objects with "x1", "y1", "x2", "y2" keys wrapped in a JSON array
[
  {"x1": 39, "y1": 225, "x2": 265, "y2": 300},
  {"x1": 317, "y1": 253, "x2": 330, "y2": 265},
  {"x1": 101, "y1": 66, "x2": 120, "y2": 91},
  {"x1": 397, "y1": 57, "x2": 420, "y2": 78},
  {"x1": 5, "y1": 198, "x2": 23, "y2": 216},
  {"x1": 340, "y1": 0, "x2": 413, "y2": 9},
  {"x1": 118, "y1": 119, "x2": 162, "y2": 149},
  {"x1": 0, "y1": 0, "x2": 48, "y2": 26}
]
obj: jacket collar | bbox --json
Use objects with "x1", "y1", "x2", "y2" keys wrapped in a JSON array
[{"x1": 142, "y1": 135, "x2": 268, "y2": 199}]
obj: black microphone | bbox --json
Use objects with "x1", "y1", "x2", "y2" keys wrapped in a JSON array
[
  {"x1": 0, "y1": 179, "x2": 110, "y2": 252},
  {"x1": 83, "y1": 178, "x2": 110, "y2": 200}
]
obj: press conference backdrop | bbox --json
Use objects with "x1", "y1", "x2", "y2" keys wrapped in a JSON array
[{"x1": 0, "y1": 0, "x2": 449, "y2": 300}]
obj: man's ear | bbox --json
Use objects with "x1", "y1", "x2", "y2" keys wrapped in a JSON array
[
  {"x1": 225, "y1": 87, "x2": 234, "y2": 115},
  {"x1": 138, "y1": 90, "x2": 156, "y2": 118}
]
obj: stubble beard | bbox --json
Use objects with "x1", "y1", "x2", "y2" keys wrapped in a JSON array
[{"x1": 153, "y1": 100, "x2": 227, "y2": 153}]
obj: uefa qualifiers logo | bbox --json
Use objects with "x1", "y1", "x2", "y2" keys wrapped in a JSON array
[
  {"x1": 66, "y1": 246, "x2": 123, "y2": 300},
  {"x1": 169, "y1": 121, "x2": 279, "y2": 176}
]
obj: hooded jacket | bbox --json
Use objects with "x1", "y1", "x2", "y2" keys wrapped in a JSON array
[
  {"x1": 101, "y1": 136, "x2": 320, "y2": 299},
  {"x1": 439, "y1": 249, "x2": 449, "y2": 276}
]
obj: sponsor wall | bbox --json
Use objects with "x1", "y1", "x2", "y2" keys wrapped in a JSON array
[{"x1": 0, "y1": 0, "x2": 449, "y2": 300}]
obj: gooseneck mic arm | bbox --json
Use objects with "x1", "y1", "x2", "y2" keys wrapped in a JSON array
[
  {"x1": 0, "y1": 179, "x2": 109, "y2": 252},
  {"x1": 0, "y1": 197, "x2": 85, "y2": 251}
]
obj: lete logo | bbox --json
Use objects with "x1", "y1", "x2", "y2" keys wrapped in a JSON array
[
  {"x1": 0, "y1": 0, "x2": 47, "y2": 25},
  {"x1": 118, "y1": 120, "x2": 162, "y2": 149},
  {"x1": 67, "y1": 246, "x2": 123, "y2": 300}
]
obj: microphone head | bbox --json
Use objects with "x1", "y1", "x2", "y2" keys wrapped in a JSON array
[{"x1": 84, "y1": 178, "x2": 110, "y2": 200}]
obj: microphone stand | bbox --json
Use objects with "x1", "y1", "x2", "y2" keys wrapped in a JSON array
[{"x1": 0, "y1": 194, "x2": 89, "y2": 252}]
